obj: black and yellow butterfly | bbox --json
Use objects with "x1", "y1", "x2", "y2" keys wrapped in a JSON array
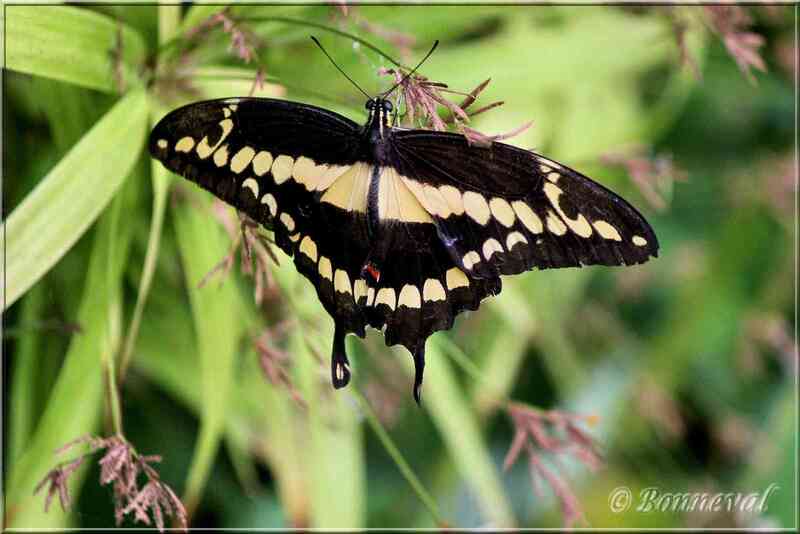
[{"x1": 150, "y1": 74, "x2": 658, "y2": 403}]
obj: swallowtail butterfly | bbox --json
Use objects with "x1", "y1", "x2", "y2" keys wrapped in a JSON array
[{"x1": 150, "y1": 61, "x2": 658, "y2": 403}]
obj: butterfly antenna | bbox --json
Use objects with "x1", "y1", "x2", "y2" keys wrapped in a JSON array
[
  {"x1": 383, "y1": 40, "x2": 439, "y2": 97},
  {"x1": 311, "y1": 36, "x2": 372, "y2": 100}
]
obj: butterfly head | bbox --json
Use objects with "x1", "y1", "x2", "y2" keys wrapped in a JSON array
[{"x1": 366, "y1": 98, "x2": 394, "y2": 137}]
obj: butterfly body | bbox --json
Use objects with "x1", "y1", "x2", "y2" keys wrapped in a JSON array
[{"x1": 150, "y1": 96, "x2": 658, "y2": 403}]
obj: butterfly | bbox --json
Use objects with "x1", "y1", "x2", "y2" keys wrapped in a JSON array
[{"x1": 149, "y1": 46, "x2": 658, "y2": 404}]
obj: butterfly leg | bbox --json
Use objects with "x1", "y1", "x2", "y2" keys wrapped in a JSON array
[
  {"x1": 331, "y1": 325, "x2": 351, "y2": 389},
  {"x1": 412, "y1": 344, "x2": 426, "y2": 405}
]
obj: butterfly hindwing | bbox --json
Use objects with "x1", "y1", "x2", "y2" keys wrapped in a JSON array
[{"x1": 389, "y1": 130, "x2": 659, "y2": 278}]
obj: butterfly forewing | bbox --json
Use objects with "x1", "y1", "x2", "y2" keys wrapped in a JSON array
[
  {"x1": 389, "y1": 130, "x2": 659, "y2": 278},
  {"x1": 150, "y1": 98, "x2": 373, "y2": 332}
]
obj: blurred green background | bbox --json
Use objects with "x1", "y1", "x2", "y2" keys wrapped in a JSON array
[{"x1": 2, "y1": 4, "x2": 796, "y2": 529}]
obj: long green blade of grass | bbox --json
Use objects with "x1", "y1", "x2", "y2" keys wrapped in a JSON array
[
  {"x1": 5, "y1": 171, "x2": 140, "y2": 528},
  {"x1": 5, "y1": 6, "x2": 146, "y2": 93},
  {"x1": 172, "y1": 195, "x2": 243, "y2": 518},
  {"x1": 413, "y1": 337, "x2": 516, "y2": 527},
  {"x1": 3, "y1": 89, "x2": 149, "y2": 310}
]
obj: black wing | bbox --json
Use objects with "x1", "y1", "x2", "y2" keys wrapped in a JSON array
[
  {"x1": 150, "y1": 98, "x2": 378, "y2": 384},
  {"x1": 388, "y1": 129, "x2": 659, "y2": 280}
]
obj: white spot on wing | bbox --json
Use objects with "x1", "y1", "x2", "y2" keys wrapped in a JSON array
[
  {"x1": 462, "y1": 250, "x2": 481, "y2": 270},
  {"x1": 354, "y1": 279, "x2": 368, "y2": 303},
  {"x1": 445, "y1": 267, "x2": 469, "y2": 290},
  {"x1": 375, "y1": 288, "x2": 397, "y2": 310},
  {"x1": 482, "y1": 238, "x2": 503, "y2": 260},
  {"x1": 299, "y1": 236, "x2": 318, "y2": 262},
  {"x1": 261, "y1": 193, "x2": 277, "y2": 217},
  {"x1": 157, "y1": 139, "x2": 168, "y2": 149},
  {"x1": 279, "y1": 212, "x2": 296, "y2": 232},
  {"x1": 318, "y1": 256, "x2": 333, "y2": 281},
  {"x1": 506, "y1": 231, "x2": 528, "y2": 250},
  {"x1": 241, "y1": 178, "x2": 259, "y2": 198},
  {"x1": 334, "y1": 270, "x2": 352, "y2": 295},
  {"x1": 398, "y1": 285, "x2": 422, "y2": 308},
  {"x1": 632, "y1": 235, "x2": 648, "y2": 247},
  {"x1": 423, "y1": 279, "x2": 446, "y2": 302}
]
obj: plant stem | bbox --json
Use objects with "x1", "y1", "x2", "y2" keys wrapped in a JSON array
[
  {"x1": 237, "y1": 16, "x2": 411, "y2": 70},
  {"x1": 351, "y1": 389, "x2": 446, "y2": 527}
]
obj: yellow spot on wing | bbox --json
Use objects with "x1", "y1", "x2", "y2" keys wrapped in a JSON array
[
  {"x1": 271, "y1": 155, "x2": 294, "y2": 184},
  {"x1": 157, "y1": 139, "x2": 168, "y2": 149},
  {"x1": 213, "y1": 145, "x2": 229, "y2": 167},
  {"x1": 593, "y1": 220, "x2": 622, "y2": 241},
  {"x1": 252, "y1": 151, "x2": 273, "y2": 176},
  {"x1": 196, "y1": 118, "x2": 233, "y2": 159},
  {"x1": 463, "y1": 191, "x2": 491, "y2": 225},
  {"x1": 315, "y1": 164, "x2": 351, "y2": 191},
  {"x1": 439, "y1": 185, "x2": 465, "y2": 215},
  {"x1": 489, "y1": 197, "x2": 516, "y2": 227},
  {"x1": 230, "y1": 146, "x2": 256, "y2": 174},
  {"x1": 176, "y1": 137, "x2": 195, "y2": 153},
  {"x1": 445, "y1": 267, "x2": 469, "y2": 290},
  {"x1": 381, "y1": 170, "x2": 433, "y2": 223},
  {"x1": 546, "y1": 172, "x2": 561, "y2": 183},
  {"x1": 546, "y1": 210, "x2": 567, "y2": 235},
  {"x1": 543, "y1": 182, "x2": 592, "y2": 238},
  {"x1": 512, "y1": 201, "x2": 543, "y2": 234},
  {"x1": 632, "y1": 235, "x2": 648, "y2": 246},
  {"x1": 293, "y1": 156, "x2": 323, "y2": 190},
  {"x1": 537, "y1": 156, "x2": 562, "y2": 169},
  {"x1": 320, "y1": 163, "x2": 370, "y2": 213}
]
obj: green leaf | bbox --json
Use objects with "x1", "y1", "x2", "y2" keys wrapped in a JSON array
[
  {"x1": 172, "y1": 194, "x2": 244, "y2": 517},
  {"x1": 5, "y1": 168, "x2": 141, "y2": 528},
  {"x1": 409, "y1": 337, "x2": 516, "y2": 527},
  {"x1": 3, "y1": 89, "x2": 149, "y2": 310},
  {"x1": 5, "y1": 6, "x2": 146, "y2": 93}
]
